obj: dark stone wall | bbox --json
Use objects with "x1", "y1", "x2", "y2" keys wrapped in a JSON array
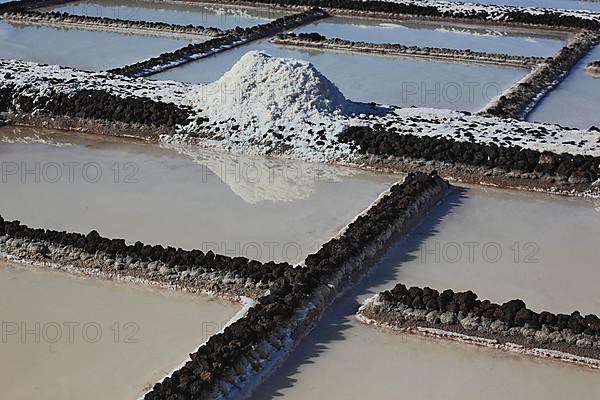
[{"x1": 339, "y1": 126, "x2": 599, "y2": 184}]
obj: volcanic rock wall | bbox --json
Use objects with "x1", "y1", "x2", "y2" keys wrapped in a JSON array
[
  {"x1": 483, "y1": 31, "x2": 600, "y2": 119},
  {"x1": 0, "y1": 215, "x2": 291, "y2": 298},
  {"x1": 339, "y1": 125, "x2": 600, "y2": 186},
  {"x1": 0, "y1": 173, "x2": 449, "y2": 398},
  {"x1": 359, "y1": 283, "x2": 600, "y2": 366},
  {"x1": 273, "y1": 32, "x2": 544, "y2": 67}
]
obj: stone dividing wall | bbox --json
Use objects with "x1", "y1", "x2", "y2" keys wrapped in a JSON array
[
  {"x1": 185, "y1": 0, "x2": 600, "y2": 30},
  {"x1": 144, "y1": 172, "x2": 450, "y2": 399},
  {"x1": 273, "y1": 32, "x2": 544, "y2": 68},
  {"x1": 0, "y1": 82, "x2": 192, "y2": 137},
  {"x1": 0, "y1": 215, "x2": 292, "y2": 298},
  {"x1": 359, "y1": 283, "x2": 600, "y2": 364},
  {"x1": 482, "y1": 31, "x2": 600, "y2": 119},
  {"x1": 339, "y1": 126, "x2": 600, "y2": 184},
  {"x1": 108, "y1": 8, "x2": 330, "y2": 77},
  {"x1": 1, "y1": 11, "x2": 228, "y2": 38}
]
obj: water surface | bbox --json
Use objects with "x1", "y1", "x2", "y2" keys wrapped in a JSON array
[
  {"x1": 46, "y1": 0, "x2": 291, "y2": 29},
  {"x1": 0, "y1": 261, "x2": 239, "y2": 400},
  {"x1": 0, "y1": 20, "x2": 194, "y2": 71},
  {"x1": 389, "y1": 185, "x2": 600, "y2": 314},
  {"x1": 294, "y1": 16, "x2": 567, "y2": 57},
  {"x1": 0, "y1": 126, "x2": 397, "y2": 264}
]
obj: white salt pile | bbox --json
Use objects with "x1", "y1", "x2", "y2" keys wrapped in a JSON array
[
  {"x1": 176, "y1": 51, "x2": 359, "y2": 161},
  {"x1": 192, "y1": 51, "x2": 351, "y2": 125}
]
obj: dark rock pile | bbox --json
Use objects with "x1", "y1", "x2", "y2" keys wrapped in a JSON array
[
  {"x1": 339, "y1": 125, "x2": 600, "y2": 184},
  {"x1": 586, "y1": 60, "x2": 600, "y2": 76},
  {"x1": 274, "y1": 32, "x2": 543, "y2": 67},
  {"x1": 0, "y1": 81, "x2": 191, "y2": 129},
  {"x1": 363, "y1": 283, "x2": 600, "y2": 357},
  {"x1": 109, "y1": 8, "x2": 330, "y2": 78},
  {"x1": 0, "y1": 84, "x2": 14, "y2": 113},
  {"x1": 484, "y1": 31, "x2": 600, "y2": 119},
  {"x1": 2, "y1": 11, "x2": 227, "y2": 37},
  {"x1": 143, "y1": 172, "x2": 449, "y2": 399},
  {"x1": 0, "y1": 215, "x2": 292, "y2": 291},
  {"x1": 212, "y1": 0, "x2": 600, "y2": 30}
]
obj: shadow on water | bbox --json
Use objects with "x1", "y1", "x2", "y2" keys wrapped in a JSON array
[{"x1": 252, "y1": 186, "x2": 468, "y2": 399}]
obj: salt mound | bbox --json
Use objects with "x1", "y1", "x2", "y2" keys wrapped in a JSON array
[{"x1": 198, "y1": 51, "x2": 350, "y2": 125}]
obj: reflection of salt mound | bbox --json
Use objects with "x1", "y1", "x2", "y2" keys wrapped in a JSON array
[
  {"x1": 0, "y1": 127, "x2": 72, "y2": 147},
  {"x1": 163, "y1": 143, "x2": 355, "y2": 204},
  {"x1": 200, "y1": 51, "x2": 350, "y2": 125}
]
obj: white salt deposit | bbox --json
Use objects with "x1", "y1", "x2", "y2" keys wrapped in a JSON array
[{"x1": 193, "y1": 51, "x2": 350, "y2": 127}]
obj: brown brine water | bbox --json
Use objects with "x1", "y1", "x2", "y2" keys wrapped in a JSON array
[
  {"x1": 0, "y1": 126, "x2": 398, "y2": 264},
  {"x1": 0, "y1": 261, "x2": 239, "y2": 400}
]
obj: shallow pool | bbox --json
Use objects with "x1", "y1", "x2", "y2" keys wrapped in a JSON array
[
  {"x1": 293, "y1": 16, "x2": 567, "y2": 57},
  {"x1": 386, "y1": 185, "x2": 600, "y2": 315},
  {"x1": 152, "y1": 39, "x2": 528, "y2": 111},
  {"x1": 0, "y1": 261, "x2": 239, "y2": 400},
  {"x1": 251, "y1": 183, "x2": 600, "y2": 400},
  {"x1": 527, "y1": 44, "x2": 600, "y2": 129},
  {"x1": 0, "y1": 20, "x2": 195, "y2": 71},
  {"x1": 46, "y1": 0, "x2": 291, "y2": 29},
  {"x1": 0, "y1": 126, "x2": 397, "y2": 264}
]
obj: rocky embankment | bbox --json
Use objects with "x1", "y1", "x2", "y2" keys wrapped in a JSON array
[
  {"x1": 194, "y1": 0, "x2": 600, "y2": 30},
  {"x1": 0, "y1": 81, "x2": 192, "y2": 138},
  {"x1": 586, "y1": 60, "x2": 600, "y2": 76},
  {"x1": 339, "y1": 125, "x2": 600, "y2": 193},
  {"x1": 0, "y1": 0, "x2": 70, "y2": 12},
  {"x1": 1, "y1": 11, "x2": 227, "y2": 38},
  {"x1": 359, "y1": 283, "x2": 600, "y2": 367},
  {"x1": 273, "y1": 32, "x2": 544, "y2": 67},
  {"x1": 108, "y1": 8, "x2": 330, "y2": 77},
  {"x1": 482, "y1": 31, "x2": 600, "y2": 119},
  {"x1": 144, "y1": 172, "x2": 450, "y2": 399},
  {"x1": 0, "y1": 215, "x2": 295, "y2": 299}
]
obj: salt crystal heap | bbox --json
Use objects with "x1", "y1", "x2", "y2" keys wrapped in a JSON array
[
  {"x1": 180, "y1": 51, "x2": 357, "y2": 160},
  {"x1": 199, "y1": 51, "x2": 350, "y2": 125}
]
